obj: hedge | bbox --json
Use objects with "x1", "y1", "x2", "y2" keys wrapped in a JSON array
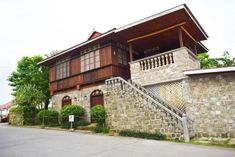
[
  {"x1": 119, "y1": 130, "x2": 166, "y2": 140},
  {"x1": 36, "y1": 110, "x2": 59, "y2": 126}
]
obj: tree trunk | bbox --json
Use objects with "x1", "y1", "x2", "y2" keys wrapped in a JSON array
[{"x1": 44, "y1": 100, "x2": 50, "y2": 110}]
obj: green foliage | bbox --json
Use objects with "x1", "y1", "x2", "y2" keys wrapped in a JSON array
[
  {"x1": 9, "y1": 105, "x2": 25, "y2": 114},
  {"x1": 9, "y1": 106, "x2": 24, "y2": 126},
  {"x1": 22, "y1": 106, "x2": 40, "y2": 125},
  {"x1": 76, "y1": 119, "x2": 90, "y2": 127},
  {"x1": 91, "y1": 105, "x2": 105, "y2": 125},
  {"x1": 199, "y1": 52, "x2": 235, "y2": 69},
  {"x1": 36, "y1": 110, "x2": 59, "y2": 126},
  {"x1": 119, "y1": 130, "x2": 166, "y2": 140},
  {"x1": 94, "y1": 125, "x2": 109, "y2": 133},
  {"x1": 9, "y1": 106, "x2": 39, "y2": 125},
  {"x1": 14, "y1": 84, "x2": 46, "y2": 107},
  {"x1": 60, "y1": 105, "x2": 85, "y2": 128},
  {"x1": 8, "y1": 55, "x2": 50, "y2": 109}
]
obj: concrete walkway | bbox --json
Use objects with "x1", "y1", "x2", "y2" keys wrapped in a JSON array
[{"x1": 0, "y1": 124, "x2": 234, "y2": 157}]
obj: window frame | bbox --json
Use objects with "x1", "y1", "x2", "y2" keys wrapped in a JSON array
[
  {"x1": 80, "y1": 44, "x2": 100, "y2": 73},
  {"x1": 55, "y1": 57, "x2": 71, "y2": 80}
]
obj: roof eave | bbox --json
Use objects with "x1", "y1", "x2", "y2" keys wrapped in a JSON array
[
  {"x1": 115, "y1": 4, "x2": 208, "y2": 39},
  {"x1": 38, "y1": 29, "x2": 116, "y2": 65},
  {"x1": 184, "y1": 67, "x2": 235, "y2": 75}
]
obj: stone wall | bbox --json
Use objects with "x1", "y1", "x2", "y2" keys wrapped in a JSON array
[
  {"x1": 185, "y1": 72, "x2": 235, "y2": 137},
  {"x1": 104, "y1": 82, "x2": 184, "y2": 139},
  {"x1": 130, "y1": 47, "x2": 200, "y2": 86},
  {"x1": 51, "y1": 84, "x2": 105, "y2": 122}
]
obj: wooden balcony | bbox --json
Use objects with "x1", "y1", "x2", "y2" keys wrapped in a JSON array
[{"x1": 50, "y1": 64, "x2": 130, "y2": 94}]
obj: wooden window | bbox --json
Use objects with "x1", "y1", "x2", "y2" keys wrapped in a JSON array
[
  {"x1": 117, "y1": 48, "x2": 128, "y2": 65},
  {"x1": 81, "y1": 45, "x2": 100, "y2": 72},
  {"x1": 116, "y1": 42, "x2": 128, "y2": 65},
  {"x1": 56, "y1": 57, "x2": 70, "y2": 80}
]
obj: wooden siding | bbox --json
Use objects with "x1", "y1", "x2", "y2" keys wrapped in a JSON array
[
  {"x1": 100, "y1": 46, "x2": 112, "y2": 66},
  {"x1": 50, "y1": 65, "x2": 129, "y2": 93},
  {"x1": 70, "y1": 57, "x2": 80, "y2": 75},
  {"x1": 49, "y1": 44, "x2": 130, "y2": 94},
  {"x1": 49, "y1": 66, "x2": 56, "y2": 82}
]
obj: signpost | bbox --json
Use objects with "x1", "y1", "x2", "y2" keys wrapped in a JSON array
[{"x1": 69, "y1": 115, "x2": 74, "y2": 131}]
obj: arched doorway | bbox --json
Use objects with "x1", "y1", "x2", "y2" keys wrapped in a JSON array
[
  {"x1": 90, "y1": 89, "x2": 104, "y2": 122},
  {"x1": 62, "y1": 96, "x2": 72, "y2": 108},
  {"x1": 90, "y1": 89, "x2": 104, "y2": 108}
]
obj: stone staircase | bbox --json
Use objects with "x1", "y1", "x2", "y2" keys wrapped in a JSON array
[{"x1": 105, "y1": 77, "x2": 192, "y2": 142}]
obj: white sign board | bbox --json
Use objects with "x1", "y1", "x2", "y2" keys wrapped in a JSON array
[{"x1": 69, "y1": 115, "x2": 74, "y2": 122}]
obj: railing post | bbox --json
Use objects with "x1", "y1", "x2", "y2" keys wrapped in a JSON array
[{"x1": 182, "y1": 114, "x2": 190, "y2": 142}]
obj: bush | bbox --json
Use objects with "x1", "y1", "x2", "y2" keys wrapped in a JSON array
[
  {"x1": 94, "y1": 125, "x2": 109, "y2": 133},
  {"x1": 60, "y1": 105, "x2": 85, "y2": 128},
  {"x1": 76, "y1": 119, "x2": 90, "y2": 127},
  {"x1": 36, "y1": 110, "x2": 59, "y2": 126},
  {"x1": 9, "y1": 106, "x2": 24, "y2": 125},
  {"x1": 119, "y1": 130, "x2": 166, "y2": 140},
  {"x1": 23, "y1": 106, "x2": 40, "y2": 125},
  {"x1": 91, "y1": 105, "x2": 105, "y2": 125},
  {"x1": 9, "y1": 105, "x2": 39, "y2": 125}
]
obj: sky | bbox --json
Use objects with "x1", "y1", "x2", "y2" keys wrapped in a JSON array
[{"x1": 0, "y1": 0, "x2": 235, "y2": 104}]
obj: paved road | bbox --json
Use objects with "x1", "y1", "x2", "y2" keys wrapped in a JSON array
[{"x1": 0, "y1": 124, "x2": 234, "y2": 157}]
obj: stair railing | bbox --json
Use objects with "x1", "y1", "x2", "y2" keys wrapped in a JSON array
[{"x1": 105, "y1": 76, "x2": 190, "y2": 142}]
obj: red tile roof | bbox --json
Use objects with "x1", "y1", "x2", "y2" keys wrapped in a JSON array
[{"x1": 0, "y1": 101, "x2": 12, "y2": 110}]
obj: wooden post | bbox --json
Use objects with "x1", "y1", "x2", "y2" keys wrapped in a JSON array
[
  {"x1": 178, "y1": 28, "x2": 184, "y2": 47},
  {"x1": 194, "y1": 42, "x2": 198, "y2": 55},
  {"x1": 129, "y1": 43, "x2": 133, "y2": 62}
]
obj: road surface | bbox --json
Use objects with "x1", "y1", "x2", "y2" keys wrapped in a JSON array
[{"x1": 0, "y1": 124, "x2": 234, "y2": 157}]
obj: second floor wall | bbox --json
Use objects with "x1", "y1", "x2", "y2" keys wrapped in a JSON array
[{"x1": 49, "y1": 42, "x2": 130, "y2": 94}]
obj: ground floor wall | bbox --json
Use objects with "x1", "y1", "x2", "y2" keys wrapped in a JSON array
[
  {"x1": 51, "y1": 84, "x2": 105, "y2": 122},
  {"x1": 185, "y1": 72, "x2": 235, "y2": 138},
  {"x1": 50, "y1": 71, "x2": 235, "y2": 139}
]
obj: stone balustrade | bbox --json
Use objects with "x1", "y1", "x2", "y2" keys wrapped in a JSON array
[
  {"x1": 130, "y1": 47, "x2": 200, "y2": 86},
  {"x1": 139, "y1": 52, "x2": 174, "y2": 71}
]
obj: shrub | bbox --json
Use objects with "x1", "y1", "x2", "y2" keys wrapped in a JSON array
[
  {"x1": 119, "y1": 130, "x2": 166, "y2": 140},
  {"x1": 9, "y1": 105, "x2": 39, "y2": 125},
  {"x1": 91, "y1": 105, "x2": 105, "y2": 125},
  {"x1": 10, "y1": 105, "x2": 25, "y2": 114},
  {"x1": 36, "y1": 110, "x2": 59, "y2": 126},
  {"x1": 23, "y1": 106, "x2": 40, "y2": 125},
  {"x1": 60, "y1": 105, "x2": 85, "y2": 128},
  {"x1": 76, "y1": 119, "x2": 90, "y2": 127},
  {"x1": 9, "y1": 106, "x2": 24, "y2": 125},
  {"x1": 94, "y1": 125, "x2": 109, "y2": 133}
]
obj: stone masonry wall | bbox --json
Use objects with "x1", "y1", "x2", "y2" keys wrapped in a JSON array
[
  {"x1": 185, "y1": 72, "x2": 235, "y2": 137},
  {"x1": 51, "y1": 84, "x2": 105, "y2": 122},
  {"x1": 130, "y1": 47, "x2": 200, "y2": 86},
  {"x1": 104, "y1": 82, "x2": 184, "y2": 139}
]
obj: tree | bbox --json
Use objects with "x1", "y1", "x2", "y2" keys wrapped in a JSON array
[
  {"x1": 8, "y1": 55, "x2": 50, "y2": 109},
  {"x1": 199, "y1": 51, "x2": 235, "y2": 69},
  {"x1": 14, "y1": 84, "x2": 46, "y2": 108}
]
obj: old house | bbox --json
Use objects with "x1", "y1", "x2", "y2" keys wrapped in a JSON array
[{"x1": 39, "y1": 4, "x2": 235, "y2": 141}]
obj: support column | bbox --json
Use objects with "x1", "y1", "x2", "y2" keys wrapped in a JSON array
[
  {"x1": 129, "y1": 43, "x2": 133, "y2": 62},
  {"x1": 178, "y1": 28, "x2": 184, "y2": 47},
  {"x1": 194, "y1": 42, "x2": 198, "y2": 55},
  {"x1": 182, "y1": 114, "x2": 190, "y2": 142}
]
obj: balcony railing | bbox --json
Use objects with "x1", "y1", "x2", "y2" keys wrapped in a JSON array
[
  {"x1": 131, "y1": 47, "x2": 199, "y2": 72},
  {"x1": 138, "y1": 51, "x2": 174, "y2": 71}
]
